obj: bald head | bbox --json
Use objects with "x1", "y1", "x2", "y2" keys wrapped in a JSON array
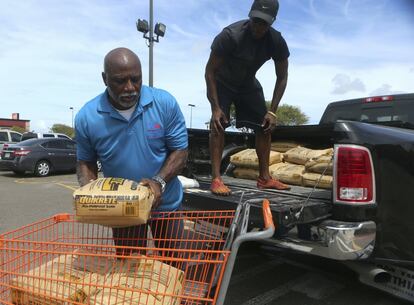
[
  {"x1": 102, "y1": 48, "x2": 143, "y2": 110},
  {"x1": 104, "y1": 47, "x2": 141, "y2": 74}
]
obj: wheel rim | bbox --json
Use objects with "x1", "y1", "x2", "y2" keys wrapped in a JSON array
[{"x1": 38, "y1": 162, "x2": 49, "y2": 176}]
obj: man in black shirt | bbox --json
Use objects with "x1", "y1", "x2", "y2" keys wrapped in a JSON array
[{"x1": 205, "y1": 0, "x2": 291, "y2": 195}]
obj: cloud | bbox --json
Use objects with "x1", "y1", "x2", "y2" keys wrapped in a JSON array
[
  {"x1": 31, "y1": 120, "x2": 48, "y2": 133},
  {"x1": 369, "y1": 84, "x2": 405, "y2": 96},
  {"x1": 410, "y1": 67, "x2": 414, "y2": 73},
  {"x1": 331, "y1": 74, "x2": 366, "y2": 94}
]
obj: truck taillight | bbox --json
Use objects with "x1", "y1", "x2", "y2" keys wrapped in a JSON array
[
  {"x1": 364, "y1": 95, "x2": 393, "y2": 103},
  {"x1": 334, "y1": 145, "x2": 375, "y2": 204}
]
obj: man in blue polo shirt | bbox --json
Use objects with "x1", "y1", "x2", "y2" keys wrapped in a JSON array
[{"x1": 75, "y1": 47, "x2": 188, "y2": 254}]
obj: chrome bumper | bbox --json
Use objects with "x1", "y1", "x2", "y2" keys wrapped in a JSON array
[{"x1": 263, "y1": 220, "x2": 376, "y2": 260}]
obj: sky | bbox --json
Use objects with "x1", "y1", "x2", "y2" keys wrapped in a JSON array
[{"x1": 0, "y1": 0, "x2": 413, "y2": 132}]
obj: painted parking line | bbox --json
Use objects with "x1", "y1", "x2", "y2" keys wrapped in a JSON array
[
  {"x1": 54, "y1": 183, "x2": 77, "y2": 191},
  {"x1": 14, "y1": 178, "x2": 78, "y2": 191}
]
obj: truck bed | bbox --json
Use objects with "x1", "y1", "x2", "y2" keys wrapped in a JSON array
[{"x1": 182, "y1": 175, "x2": 332, "y2": 234}]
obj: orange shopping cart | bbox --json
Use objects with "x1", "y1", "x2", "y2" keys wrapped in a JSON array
[{"x1": 0, "y1": 199, "x2": 275, "y2": 305}]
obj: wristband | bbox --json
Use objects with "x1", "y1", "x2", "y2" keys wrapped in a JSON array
[{"x1": 267, "y1": 111, "x2": 277, "y2": 118}]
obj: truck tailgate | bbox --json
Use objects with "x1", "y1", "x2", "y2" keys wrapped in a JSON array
[{"x1": 182, "y1": 176, "x2": 332, "y2": 234}]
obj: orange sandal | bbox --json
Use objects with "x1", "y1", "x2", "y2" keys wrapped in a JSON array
[
  {"x1": 257, "y1": 177, "x2": 291, "y2": 190},
  {"x1": 210, "y1": 178, "x2": 232, "y2": 196}
]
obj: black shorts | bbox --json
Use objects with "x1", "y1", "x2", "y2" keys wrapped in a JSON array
[{"x1": 215, "y1": 81, "x2": 267, "y2": 131}]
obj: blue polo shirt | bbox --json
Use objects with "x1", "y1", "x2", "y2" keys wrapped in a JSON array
[{"x1": 75, "y1": 85, "x2": 188, "y2": 211}]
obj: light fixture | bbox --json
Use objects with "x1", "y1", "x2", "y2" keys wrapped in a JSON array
[
  {"x1": 136, "y1": 19, "x2": 149, "y2": 34},
  {"x1": 154, "y1": 22, "x2": 166, "y2": 37}
]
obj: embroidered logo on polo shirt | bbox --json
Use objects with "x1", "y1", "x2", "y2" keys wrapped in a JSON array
[{"x1": 147, "y1": 122, "x2": 164, "y2": 138}]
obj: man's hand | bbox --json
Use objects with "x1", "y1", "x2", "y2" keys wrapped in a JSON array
[
  {"x1": 262, "y1": 112, "x2": 277, "y2": 134},
  {"x1": 140, "y1": 178, "x2": 162, "y2": 209},
  {"x1": 211, "y1": 107, "x2": 228, "y2": 133}
]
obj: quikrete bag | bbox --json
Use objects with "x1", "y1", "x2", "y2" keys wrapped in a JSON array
[
  {"x1": 230, "y1": 149, "x2": 282, "y2": 169},
  {"x1": 11, "y1": 254, "x2": 105, "y2": 305},
  {"x1": 73, "y1": 178, "x2": 154, "y2": 228},
  {"x1": 233, "y1": 167, "x2": 259, "y2": 180},
  {"x1": 283, "y1": 147, "x2": 333, "y2": 165}
]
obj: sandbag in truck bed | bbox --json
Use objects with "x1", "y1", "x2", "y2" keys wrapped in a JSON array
[{"x1": 73, "y1": 177, "x2": 154, "y2": 227}]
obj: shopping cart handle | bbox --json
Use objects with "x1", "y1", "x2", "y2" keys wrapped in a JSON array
[{"x1": 262, "y1": 199, "x2": 275, "y2": 230}]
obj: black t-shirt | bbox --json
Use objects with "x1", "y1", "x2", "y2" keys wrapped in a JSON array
[{"x1": 211, "y1": 20, "x2": 290, "y2": 92}]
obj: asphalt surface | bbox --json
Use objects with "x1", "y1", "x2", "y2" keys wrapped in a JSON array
[{"x1": 0, "y1": 171, "x2": 408, "y2": 304}]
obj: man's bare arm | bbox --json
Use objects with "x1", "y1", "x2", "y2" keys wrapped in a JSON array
[
  {"x1": 205, "y1": 53, "x2": 224, "y2": 111},
  {"x1": 205, "y1": 53, "x2": 227, "y2": 132},
  {"x1": 141, "y1": 149, "x2": 188, "y2": 209},
  {"x1": 157, "y1": 149, "x2": 188, "y2": 182},
  {"x1": 270, "y1": 58, "x2": 289, "y2": 113},
  {"x1": 76, "y1": 160, "x2": 98, "y2": 186}
]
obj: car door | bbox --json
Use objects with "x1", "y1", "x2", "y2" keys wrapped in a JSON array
[
  {"x1": 62, "y1": 140, "x2": 77, "y2": 170},
  {"x1": 41, "y1": 140, "x2": 67, "y2": 171},
  {"x1": 0, "y1": 130, "x2": 8, "y2": 152}
]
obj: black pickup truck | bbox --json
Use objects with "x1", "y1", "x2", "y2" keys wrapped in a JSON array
[{"x1": 182, "y1": 93, "x2": 414, "y2": 302}]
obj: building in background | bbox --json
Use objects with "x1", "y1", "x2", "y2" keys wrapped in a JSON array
[{"x1": 0, "y1": 113, "x2": 30, "y2": 131}]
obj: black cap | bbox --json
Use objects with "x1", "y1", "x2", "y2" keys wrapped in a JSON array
[{"x1": 248, "y1": 0, "x2": 279, "y2": 25}]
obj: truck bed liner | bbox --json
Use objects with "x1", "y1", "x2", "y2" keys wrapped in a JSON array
[{"x1": 182, "y1": 176, "x2": 332, "y2": 233}]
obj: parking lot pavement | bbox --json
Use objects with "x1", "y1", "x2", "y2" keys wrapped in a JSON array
[{"x1": 0, "y1": 171, "x2": 80, "y2": 233}]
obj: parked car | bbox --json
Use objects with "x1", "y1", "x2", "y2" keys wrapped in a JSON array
[
  {"x1": 20, "y1": 132, "x2": 72, "y2": 141},
  {"x1": 0, "y1": 129, "x2": 22, "y2": 154},
  {"x1": 0, "y1": 138, "x2": 76, "y2": 176}
]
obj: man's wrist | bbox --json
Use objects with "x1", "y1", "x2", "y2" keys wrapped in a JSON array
[
  {"x1": 152, "y1": 175, "x2": 166, "y2": 193},
  {"x1": 267, "y1": 110, "x2": 277, "y2": 118}
]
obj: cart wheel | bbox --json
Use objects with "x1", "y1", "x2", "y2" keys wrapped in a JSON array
[{"x1": 35, "y1": 160, "x2": 51, "y2": 177}]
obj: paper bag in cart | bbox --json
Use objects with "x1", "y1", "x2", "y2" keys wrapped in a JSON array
[{"x1": 73, "y1": 177, "x2": 154, "y2": 227}]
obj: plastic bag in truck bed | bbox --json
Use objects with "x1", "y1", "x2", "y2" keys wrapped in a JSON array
[
  {"x1": 269, "y1": 162, "x2": 305, "y2": 186},
  {"x1": 230, "y1": 148, "x2": 282, "y2": 169},
  {"x1": 73, "y1": 177, "x2": 154, "y2": 228},
  {"x1": 305, "y1": 155, "x2": 333, "y2": 175},
  {"x1": 283, "y1": 147, "x2": 333, "y2": 165}
]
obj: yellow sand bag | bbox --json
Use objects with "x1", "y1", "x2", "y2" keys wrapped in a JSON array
[
  {"x1": 233, "y1": 167, "x2": 259, "y2": 180},
  {"x1": 271, "y1": 141, "x2": 300, "y2": 153},
  {"x1": 302, "y1": 172, "x2": 333, "y2": 189},
  {"x1": 230, "y1": 149, "x2": 282, "y2": 169},
  {"x1": 91, "y1": 255, "x2": 184, "y2": 305},
  {"x1": 73, "y1": 177, "x2": 154, "y2": 228},
  {"x1": 305, "y1": 155, "x2": 333, "y2": 175},
  {"x1": 11, "y1": 255, "x2": 105, "y2": 305},
  {"x1": 269, "y1": 163, "x2": 305, "y2": 186},
  {"x1": 283, "y1": 147, "x2": 333, "y2": 165}
]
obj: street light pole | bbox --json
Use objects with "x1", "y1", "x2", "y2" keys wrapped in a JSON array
[
  {"x1": 136, "y1": 0, "x2": 166, "y2": 87},
  {"x1": 188, "y1": 104, "x2": 195, "y2": 128},
  {"x1": 69, "y1": 107, "x2": 74, "y2": 129},
  {"x1": 149, "y1": 0, "x2": 154, "y2": 86}
]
